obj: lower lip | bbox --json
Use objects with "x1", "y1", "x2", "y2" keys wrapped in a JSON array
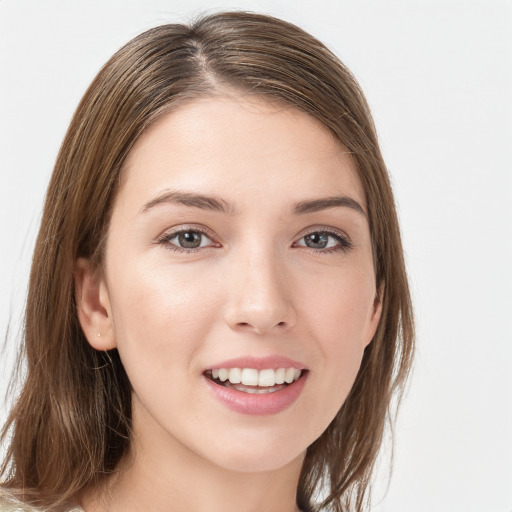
[{"x1": 203, "y1": 372, "x2": 308, "y2": 416}]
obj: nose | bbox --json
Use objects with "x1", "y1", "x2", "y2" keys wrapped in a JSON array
[{"x1": 224, "y1": 245, "x2": 297, "y2": 335}]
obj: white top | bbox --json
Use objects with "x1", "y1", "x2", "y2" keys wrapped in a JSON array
[{"x1": 0, "y1": 496, "x2": 82, "y2": 512}]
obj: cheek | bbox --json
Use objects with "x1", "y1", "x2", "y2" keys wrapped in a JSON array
[
  {"x1": 302, "y1": 264, "x2": 376, "y2": 346},
  {"x1": 107, "y1": 259, "x2": 223, "y2": 378},
  {"x1": 298, "y1": 267, "x2": 376, "y2": 419}
]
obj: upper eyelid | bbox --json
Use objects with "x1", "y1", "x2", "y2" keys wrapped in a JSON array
[
  {"x1": 157, "y1": 228, "x2": 218, "y2": 253},
  {"x1": 158, "y1": 224, "x2": 217, "y2": 240},
  {"x1": 296, "y1": 226, "x2": 351, "y2": 241},
  {"x1": 157, "y1": 225, "x2": 352, "y2": 245}
]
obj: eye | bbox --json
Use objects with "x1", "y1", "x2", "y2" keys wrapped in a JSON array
[
  {"x1": 294, "y1": 230, "x2": 352, "y2": 252},
  {"x1": 158, "y1": 229, "x2": 217, "y2": 252}
]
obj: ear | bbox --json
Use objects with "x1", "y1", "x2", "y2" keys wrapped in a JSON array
[
  {"x1": 364, "y1": 282, "x2": 385, "y2": 348},
  {"x1": 74, "y1": 258, "x2": 116, "y2": 350}
]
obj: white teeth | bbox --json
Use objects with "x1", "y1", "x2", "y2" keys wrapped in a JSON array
[
  {"x1": 241, "y1": 368, "x2": 259, "y2": 386},
  {"x1": 223, "y1": 382, "x2": 285, "y2": 394},
  {"x1": 228, "y1": 368, "x2": 242, "y2": 384},
  {"x1": 209, "y1": 367, "x2": 303, "y2": 386},
  {"x1": 275, "y1": 368, "x2": 286, "y2": 385},
  {"x1": 258, "y1": 369, "x2": 276, "y2": 387},
  {"x1": 284, "y1": 368, "x2": 296, "y2": 384}
]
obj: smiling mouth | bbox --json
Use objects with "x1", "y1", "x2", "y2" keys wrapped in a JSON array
[{"x1": 204, "y1": 367, "x2": 305, "y2": 394}]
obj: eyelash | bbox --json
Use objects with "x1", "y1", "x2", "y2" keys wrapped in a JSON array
[
  {"x1": 295, "y1": 229, "x2": 353, "y2": 254},
  {"x1": 157, "y1": 227, "x2": 218, "y2": 254},
  {"x1": 157, "y1": 227, "x2": 353, "y2": 254}
]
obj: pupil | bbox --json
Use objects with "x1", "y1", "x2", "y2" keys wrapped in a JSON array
[
  {"x1": 305, "y1": 232, "x2": 328, "y2": 249},
  {"x1": 178, "y1": 231, "x2": 201, "y2": 248}
]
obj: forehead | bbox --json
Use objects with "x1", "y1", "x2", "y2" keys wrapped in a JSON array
[{"x1": 119, "y1": 96, "x2": 366, "y2": 211}]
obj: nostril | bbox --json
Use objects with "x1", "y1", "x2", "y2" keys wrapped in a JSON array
[{"x1": 236, "y1": 320, "x2": 288, "y2": 331}]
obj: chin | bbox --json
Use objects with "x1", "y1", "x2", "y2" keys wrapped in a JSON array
[
  {"x1": 193, "y1": 425, "x2": 309, "y2": 474},
  {"x1": 211, "y1": 446, "x2": 306, "y2": 474}
]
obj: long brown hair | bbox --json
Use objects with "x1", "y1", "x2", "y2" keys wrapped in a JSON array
[{"x1": 1, "y1": 11, "x2": 414, "y2": 511}]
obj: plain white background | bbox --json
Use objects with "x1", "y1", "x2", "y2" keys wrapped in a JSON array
[{"x1": 0, "y1": 1, "x2": 511, "y2": 511}]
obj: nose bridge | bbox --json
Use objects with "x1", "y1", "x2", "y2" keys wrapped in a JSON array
[{"x1": 225, "y1": 238, "x2": 295, "y2": 334}]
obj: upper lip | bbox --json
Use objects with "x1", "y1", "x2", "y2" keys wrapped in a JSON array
[{"x1": 205, "y1": 355, "x2": 308, "y2": 371}]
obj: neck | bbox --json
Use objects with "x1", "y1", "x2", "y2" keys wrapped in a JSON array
[{"x1": 81, "y1": 399, "x2": 306, "y2": 512}]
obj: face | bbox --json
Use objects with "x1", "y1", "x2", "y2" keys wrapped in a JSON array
[{"x1": 83, "y1": 97, "x2": 381, "y2": 473}]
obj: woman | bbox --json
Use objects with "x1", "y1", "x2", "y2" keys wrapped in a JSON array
[{"x1": 0, "y1": 11, "x2": 414, "y2": 512}]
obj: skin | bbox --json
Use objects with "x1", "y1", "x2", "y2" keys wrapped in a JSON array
[{"x1": 76, "y1": 96, "x2": 382, "y2": 512}]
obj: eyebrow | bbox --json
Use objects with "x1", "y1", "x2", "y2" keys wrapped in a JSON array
[
  {"x1": 140, "y1": 190, "x2": 240, "y2": 215},
  {"x1": 293, "y1": 196, "x2": 367, "y2": 217},
  {"x1": 140, "y1": 190, "x2": 366, "y2": 218}
]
